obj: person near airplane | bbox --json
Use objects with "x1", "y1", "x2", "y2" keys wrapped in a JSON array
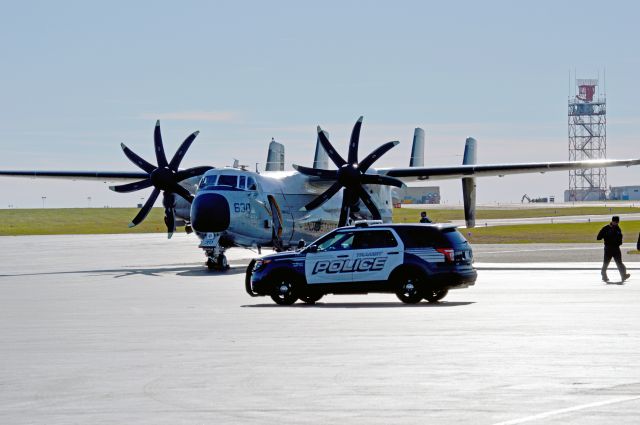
[
  {"x1": 597, "y1": 216, "x2": 631, "y2": 283},
  {"x1": 419, "y1": 211, "x2": 432, "y2": 224}
]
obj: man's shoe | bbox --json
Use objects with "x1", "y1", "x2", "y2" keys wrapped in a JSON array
[
  {"x1": 602, "y1": 276, "x2": 610, "y2": 282},
  {"x1": 622, "y1": 273, "x2": 631, "y2": 282}
]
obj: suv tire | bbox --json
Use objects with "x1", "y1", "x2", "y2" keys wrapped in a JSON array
[
  {"x1": 270, "y1": 274, "x2": 299, "y2": 305},
  {"x1": 394, "y1": 269, "x2": 424, "y2": 304},
  {"x1": 424, "y1": 288, "x2": 448, "y2": 303}
]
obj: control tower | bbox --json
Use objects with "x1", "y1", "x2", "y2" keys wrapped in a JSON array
[{"x1": 566, "y1": 78, "x2": 607, "y2": 201}]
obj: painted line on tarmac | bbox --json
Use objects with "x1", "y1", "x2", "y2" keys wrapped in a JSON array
[
  {"x1": 480, "y1": 247, "x2": 603, "y2": 254},
  {"x1": 492, "y1": 395, "x2": 640, "y2": 425},
  {"x1": 476, "y1": 266, "x2": 640, "y2": 271}
]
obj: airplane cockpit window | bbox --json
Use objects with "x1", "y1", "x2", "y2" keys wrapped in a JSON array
[
  {"x1": 217, "y1": 175, "x2": 238, "y2": 188},
  {"x1": 199, "y1": 174, "x2": 256, "y2": 191},
  {"x1": 247, "y1": 177, "x2": 257, "y2": 191},
  {"x1": 199, "y1": 175, "x2": 217, "y2": 189}
]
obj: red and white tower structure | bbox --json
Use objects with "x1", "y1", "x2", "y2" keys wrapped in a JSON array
[{"x1": 567, "y1": 78, "x2": 607, "y2": 201}]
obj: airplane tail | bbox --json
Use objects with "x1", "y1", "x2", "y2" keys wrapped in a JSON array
[
  {"x1": 462, "y1": 137, "x2": 477, "y2": 228},
  {"x1": 313, "y1": 131, "x2": 329, "y2": 169},
  {"x1": 265, "y1": 138, "x2": 285, "y2": 171},
  {"x1": 410, "y1": 128, "x2": 425, "y2": 167}
]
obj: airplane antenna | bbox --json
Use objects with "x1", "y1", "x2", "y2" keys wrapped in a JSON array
[{"x1": 255, "y1": 163, "x2": 260, "y2": 174}]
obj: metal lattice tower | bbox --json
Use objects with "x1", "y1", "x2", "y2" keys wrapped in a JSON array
[{"x1": 567, "y1": 78, "x2": 607, "y2": 201}]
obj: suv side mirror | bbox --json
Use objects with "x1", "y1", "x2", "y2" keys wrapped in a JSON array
[{"x1": 306, "y1": 245, "x2": 318, "y2": 253}]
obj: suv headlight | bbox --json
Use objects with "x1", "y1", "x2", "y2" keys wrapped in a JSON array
[{"x1": 253, "y1": 259, "x2": 271, "y2": 271}]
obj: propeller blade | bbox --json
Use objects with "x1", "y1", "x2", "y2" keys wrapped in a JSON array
[
  {"x1": 300, "y1": 181, "x2": 342, "y2": 211},
  {"x1": 164, "y1": 208, "x2": 176, "y2": 239},
  {"x1": 317, "y1": 127, "x2": 346, "y2": 167},
  {"x1": 338, "y1": 188, "x2": 355, "y2": 227},
  {"x1": 109, "y1": 179, "x2": 153, "y2": 193},
  {"x1": 354, "y1": 185, "x2": 382, "y2": 220},
  {"x1": 175, "y1": 166, "x2": 214, "y2": 182},
  {"x1": 154, "y1": 120, "x2": 169, "y2": 168},
  {"x1": 129, "y1": 188, "x2": 160, "y2": 227},
  {"x1": 361, "y1": 174, "x2": 405, "y2": 188},
  {"x1": 169, "y1": 182, "x2": 194, "y2": 203},
  {"x1": 121, "y1": 143, "x2": 156, "y2": 173},
  {"x1": 348, "y1": 116, "x2": 363, "y2": 165},
  {"x1": 169, "y1": 131, "x2": 199, "y2": 171},
  {"x1": 358, "y1": 140, "x2": 400, "y2": 172},
  {"x1": 292, "y1": 164, "x2": 337, "y2": 179}
]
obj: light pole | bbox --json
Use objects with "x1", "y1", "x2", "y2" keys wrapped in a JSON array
[
  {"x1": 87, "y1": 196, "x2": 92, "y2": 208},
  {"x1": 41, "y1": 196, "x2": 46, "y2": 209}
]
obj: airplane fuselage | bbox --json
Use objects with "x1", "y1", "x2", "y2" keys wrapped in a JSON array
[{"x1": 187, "y1": 167, "x2": 393, "y2": 250}]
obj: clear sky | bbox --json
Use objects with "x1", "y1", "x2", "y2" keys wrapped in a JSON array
[{"x1": 1, "y1": 0, "x2": 639, "y2": 208}]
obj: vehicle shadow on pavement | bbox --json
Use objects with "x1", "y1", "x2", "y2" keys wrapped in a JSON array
[{"x1": 243, "y1": 301, "x2": 475, "y2": 309}]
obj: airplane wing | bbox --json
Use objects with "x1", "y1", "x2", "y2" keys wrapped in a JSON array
[
  {"x1": 0, "y1": 170, "x2": 147, "y2": 182},
  {"x1": 378, "y1": 158, "x2": 640, "y2": 182}
]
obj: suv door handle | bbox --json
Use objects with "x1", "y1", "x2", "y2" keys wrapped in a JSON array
[
  {"x1": 336, "y1": 254, "x2": 349, "y2": 258},
  {"x1": 388, "y1": 251, "x2": 399, "y2": 255}
]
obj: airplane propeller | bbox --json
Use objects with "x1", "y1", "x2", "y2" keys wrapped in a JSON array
[
  {"x1": 110, "y1": 120, "x2": 212, "y2": 238},
  {"x1": 293, "y1": 116, "x2": 405, "y2": 226}
]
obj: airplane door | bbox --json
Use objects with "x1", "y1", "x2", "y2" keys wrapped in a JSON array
[
  {"x1": 305, "y1": 231, "x2": 355, "y2": 285},
  {"x1": 350, "y1": 229, "x2": 403, "y2": 283}
]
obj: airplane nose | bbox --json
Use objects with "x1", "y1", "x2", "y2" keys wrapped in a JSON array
[{"x1": 191, "y1": 193, "x2": 230, "y2": 233}]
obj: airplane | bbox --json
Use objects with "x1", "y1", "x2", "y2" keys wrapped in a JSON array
[{"x1": 2, "y1": 117, "x2": 639, "y2": 270}]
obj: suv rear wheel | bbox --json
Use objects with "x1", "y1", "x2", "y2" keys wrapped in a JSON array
[
  {"x1": 424, "y1": 288, "x2": 448, "y2": 303},
  {"x1": 270, "y1": 274, "x2": 299, "y2": 305},
  {"x1": 300, "y1": 292, "x2": 324, "y2": 305},
  {"x1": 395, "y1": 270, "x2": 424, "y2": 304}
]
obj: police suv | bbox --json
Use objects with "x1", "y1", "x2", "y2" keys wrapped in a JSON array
[{"x1": 246, "y1": 222, "x2": 477, "y2": 305}]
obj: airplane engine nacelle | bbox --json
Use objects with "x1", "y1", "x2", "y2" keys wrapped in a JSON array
[{"x1": 190, "y1": 192, "x2": 230, "y2": 233}]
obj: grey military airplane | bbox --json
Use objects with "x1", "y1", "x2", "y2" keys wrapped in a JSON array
[{"x1": 2, "y1": 117, "x2": 639, "y2": 269}]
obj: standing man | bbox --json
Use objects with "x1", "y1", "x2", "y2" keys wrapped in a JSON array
[
  {"x1": 419, "y1": 211, "x2": 432, "y2": 223},
  {"x1": 597, "y1": 216, "x2": 631, "y2": 282}
]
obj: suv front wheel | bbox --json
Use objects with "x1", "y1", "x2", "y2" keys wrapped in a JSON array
[
  {"x1": 395, "y1": 269, "x2": 424, "y2": 304},
  {"x1": 270, "y1": 274, "x2": 299, "y2": 305}
]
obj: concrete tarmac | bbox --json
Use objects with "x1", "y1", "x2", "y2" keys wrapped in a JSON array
[{"x1": 1, "y1": 234, "x2": 640, "y2": 424}]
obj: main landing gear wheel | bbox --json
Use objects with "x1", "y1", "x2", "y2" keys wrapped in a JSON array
[
  {"x1": 206, "y1": 254, "x2": 229, "y2": 270},
  {"x1": 424, "y1": 288, "x2": 448, "y2": 303},
  {"x1": 395, "y1": 272, "x2": 423, "y2": 304},
  {"x1": 270, "y1": 276, "x2": 299, "y2": 305}
]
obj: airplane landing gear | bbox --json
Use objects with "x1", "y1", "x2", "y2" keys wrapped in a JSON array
[
  {"x1": 206, "y1": 253, "x2": 229, "y2": 270},
  {"x1": 204, "y1": 243, "x2": 229, "y2": 271}
]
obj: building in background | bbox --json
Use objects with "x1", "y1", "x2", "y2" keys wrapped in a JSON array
[
  {"x1": 565, "y1": 77, "x2": 607, "y2": 202},
  {"x1": 396, "y1": 186, "x2": 441, "y2": 204},
  {"x1": 609, "y1": 185, "x2": 640, "y2": 201}
]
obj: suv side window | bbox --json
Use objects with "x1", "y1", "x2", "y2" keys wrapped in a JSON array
[
  {"x1": 394, "y1": 226, "x2": 446, "y2": 248},
  {"x1": 352, "y1": 230, "x2": 398, "y2": 249},
  {"x1": 317, "y1": 232, "x2": 355, "y2": 251}
]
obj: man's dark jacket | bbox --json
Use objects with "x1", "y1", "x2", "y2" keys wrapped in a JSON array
[{"x1": 597, "y1": 224, "x2": 623, "y2": 247}]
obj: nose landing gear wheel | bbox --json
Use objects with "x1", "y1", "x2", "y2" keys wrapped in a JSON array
[
  {"x1": 396, "y1": 273, "x2": 423, "y2": 304},
  {"x1": 206, "y1": 254, "x2": 229, "y2": 270}
]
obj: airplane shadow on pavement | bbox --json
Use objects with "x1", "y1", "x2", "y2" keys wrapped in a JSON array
[{"x1": 0, "y1": 264, "x2": 247, "y2": 279}]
